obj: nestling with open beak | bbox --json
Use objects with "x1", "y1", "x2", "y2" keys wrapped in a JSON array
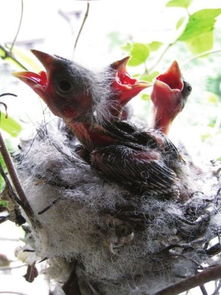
[
  {"x1": 14, "y1": 50, "x2": 192, "y2": 199},
  {"x1": 109, "y1": 56, "x2": 149, "y2": 119},
  {"x1": 14, "y1": 50, "x2": 149, "y2": 150},
  {"x1": 151, "y1": 61, "x2": 192, "y2": 134}
]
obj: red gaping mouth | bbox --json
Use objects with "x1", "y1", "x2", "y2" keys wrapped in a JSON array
[
  {"x1": 111, "y1": 56, "x2": 150, "y2": 105},
  {"x1": 12, "y1": 50, "x2": 56, "y2": 93},
  {"x1": 13, "y1": 70, "x2": 47, "y2": 89},
  {"x1": 155, "y1": 61, "x2": 183, "y2": 92},
  {"x1": 150, "y1": 60, "x2": 184, "y2": 109}
]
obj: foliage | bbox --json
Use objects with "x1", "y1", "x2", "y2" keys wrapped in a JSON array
[
  {"x1": 0, "y1": 113, "x2": 22, "y2": 137},
  {"x1": 121, "y1": 2, "x2": 221, "y2": 83},
  {"x1": 0, "y1": 96, "x2": 22, "y2": 192}
]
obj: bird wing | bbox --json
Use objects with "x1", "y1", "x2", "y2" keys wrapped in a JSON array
[{"x1": 91, "y1": 144, "x2": 178, "y2": 196}]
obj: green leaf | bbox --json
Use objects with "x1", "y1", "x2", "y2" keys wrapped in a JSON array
[
  {"x1": 186, "y1": 31, "x2": 214, "y2": 54},
  {"x1": 176, "y1": 16, "x2": 186, "y2": 29},
  {"x1": 166, "y1": 0, "x2": 192, "y2": 8},
  {"x1": 141, "y1": 94, "x2": 150, "y2": 101},
  {"x1": 121, "y1": 43, "x2": 132, "y2": 53},
  {"x1": 141, "y1": 71, "x2": 159, "y2": 82},
  {"x1": 148, "y1": 41, "x2": 163, "y2": 51},
  {"x1": 13, "y1": 47, "x2": 43, "y2": 71},
  {"x1": 0, "y1": 113, "x2": 22, "y2": 137},
  {"x1": 178, "y1": 9, "x2": 221, "y2": 41},
  {"x1": 127, "y1": 43, "x2": 150, "y2": 67},
  {"x1": 207, "y1": 92, "x2": 219, "y2": 104},
  {"x1": 201, "y1": 133, "x2": 211, "y2": 141}
]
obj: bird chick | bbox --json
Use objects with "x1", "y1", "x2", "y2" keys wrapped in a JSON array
[
  {"x1": 109, "y1": 56, "x2": 149, "y2": 120},
  {"x1": 14, "y1": 50, "x2": 148, "y2": 150},
  {"x1": 14, "y1": 50, "x2": 192, "y2": 200},
  {"x1": 151, "y1": 61, "x2": 192, "y2": 134}
]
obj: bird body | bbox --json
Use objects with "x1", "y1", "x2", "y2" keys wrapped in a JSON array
[{"x1": 14, "y1": 50, "x2": 192, "y2": 200}]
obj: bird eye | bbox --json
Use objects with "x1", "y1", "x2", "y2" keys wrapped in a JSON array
[
  {"x1": 187, "y1": 85, "x2": 192, "y2": 92},
  {"x1": 56, "y1": 79, "x2": 72, "y2": 94},
  {"x1": 58, "y1": 80, "x2": 72, "y2": 91}
]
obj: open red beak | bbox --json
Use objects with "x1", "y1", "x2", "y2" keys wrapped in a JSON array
[
  {"x1": 111, "y1": 56, "x2": 150, "y2": 105},
  {"x1": 150, "y1": 61, "x2": 185, "y2": 134},
  {"x1": 151, "y1": 61, "x2": 183, "y2": 104},
  {"x1": 12, "y1": 50, "x2": 56, "y2": 95}
]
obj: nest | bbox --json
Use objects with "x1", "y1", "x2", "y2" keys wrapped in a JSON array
[{"x1": 15, "y1": 119, "x2": 221, "y2": 295}]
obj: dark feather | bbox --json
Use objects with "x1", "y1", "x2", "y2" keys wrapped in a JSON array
[{"x1": 91, "y1": 144, "x2": 178, "y2": 196}]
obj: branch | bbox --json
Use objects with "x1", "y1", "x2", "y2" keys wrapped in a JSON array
[
  {"x1": 0, "y1": 164, "x2": 22, "y2": 206},
  {"x1": 153, "y1": 264, "x2": 221, "y2": 295},
  {"x1": 0, "y1": 44, "x2": 28, "y2": 70},
  {"x1": 0, "y1": 131, "x2": 40, "y2": 227}
]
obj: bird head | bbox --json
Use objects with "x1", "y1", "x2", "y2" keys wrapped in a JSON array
[
  {"x1": 14, "y1": 50, "x2": 149, "y2": 123},
  {"x1": 150, "y1": 61, "x2": 192, "y2": 134},
  {"x1": 13, "y1": 50, "x2": 95, "y2": 122},
  {"x1": 111, "y1": 56, "x2": 150, "y2": 106}
]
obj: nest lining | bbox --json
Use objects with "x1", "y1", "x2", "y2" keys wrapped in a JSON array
[{"x1": 15, "y1": 119, "x2": 221, "y2": 295}]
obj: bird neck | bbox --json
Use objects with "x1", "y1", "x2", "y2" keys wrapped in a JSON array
[
  {"x1": 152, "y1": 110, "x2": 173, "y2": 135},
  {"x1": 67, "y1": 121, "x2": 117, "y2": 151}
]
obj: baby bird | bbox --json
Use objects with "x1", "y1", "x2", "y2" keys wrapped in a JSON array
[
  {"x1": 151, "y1": 61, "x2": 192, "y2": 134},
  {"x1": 14, "y1": 50, "x2": 192, "y2": 200}
]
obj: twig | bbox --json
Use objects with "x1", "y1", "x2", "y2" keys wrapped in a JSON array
[
  {"x1": 148, "y1": 42, "x2": 175, "y2": 72},
  {"x1": 73, "y1": 1, "x2": 90, "y2": 55},
  {"x1": 9, "y1": 0, "x2": 24, "y2": 54},
  {"x1": 0, "y1": 93, "x2": 17, "y2": 118},
  {"x1": 0, "y1": 292, "x2": 28, "y2": 295},
  {"x1": 0, "y1": 44, "x2": 28, "y2": 70},
  {"x1": 153, "y1": 264, "x2": 221, "y2": 295},
  {"x1": 199, "y1": 285, "x2": 208, "y2": 295},
  {"x1": 211, "y1": 280, "x2": 221, "y2": 295},
  {"x1": 0, "y1": 131, "x2": 39, "y2": 227},
  {"x1": 0, "y1": 132, "x2": 29, "y2": 207},
  {"x1": 0, "y1": 93, "x2": 17, "y2": 98},
  {"x1": 183, "y1": 49, "x2": 221, "y2": 67},
  {"x1": 0, "y1": 264, "x2": 27, "y2": 271},
  {"x1": 0, "y1": 164, "x2": 22, "y2": 206},
  {"x1": 206, "y1": 243, "x2": 221, "y2": 256}
]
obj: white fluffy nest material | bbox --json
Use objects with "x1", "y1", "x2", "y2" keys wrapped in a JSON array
[{"x1": 16, "y1": 119, "x2": 221, "y2": 295}]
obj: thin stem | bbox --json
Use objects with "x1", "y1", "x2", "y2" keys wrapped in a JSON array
[
  {"x1": 153, "y1": 264, "x2": 221, "y2": 295},
  {"x1": 0, "y1": 164, "x2": 22, "y2": 206},
  {"x1": 0, "y1": 93, "x2": 17, "y2": 98},
  {"x1": 211, "y1": 280, "x2": 221, "y2": 295},
  {"x1": 0, "y1": 264, "x2": 27, "y2": 271},
  {"x1": 0, "y1": 44, "x2": 28, "y2": 70},
  {"x1": 9, "y1": 0, "x2": 24, "y2": 54},
  {"x1": 0, "y1": 131, "x2": 39, "y2": 227},
  {"x1": 148, "y1": 42, "x2": 175, "y2": 72},
  {"x1": 0, "y1": 132, "x2": 28, "y2": 207},
  {"x1": 199, "y1": 285, "x2": 208, "y2": 295},
  {"x1": 183, "y1": 49, "x2": 221, "y2": 67},
  {"x1": 0, "y1": 93, "x2": 17, "y2": 118},
  {"x1": 73, "y1": 1, "x2": 90, "y2": 55}
]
